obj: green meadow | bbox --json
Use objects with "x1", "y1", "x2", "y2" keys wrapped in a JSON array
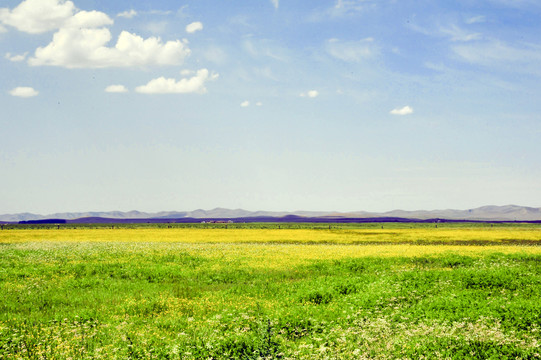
[{"x1": 1, "y1": 225, "x2": 541, "y2": 359}]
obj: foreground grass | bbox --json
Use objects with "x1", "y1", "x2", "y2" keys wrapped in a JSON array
[{"x1": 1, "y1": 227, "x2": 541, "y2": 359}]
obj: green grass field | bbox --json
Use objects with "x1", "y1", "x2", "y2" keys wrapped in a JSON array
[{"x1": 1, "y1": 224, "x2": 541, "y2": 359}]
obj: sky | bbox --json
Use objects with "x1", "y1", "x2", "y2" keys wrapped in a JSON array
[{"x1": 1, "y1": 0, "x2": 540, "y2": 215}]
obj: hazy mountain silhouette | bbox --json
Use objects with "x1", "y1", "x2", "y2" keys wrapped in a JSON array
[{"x1": 1, "y1": 205, "x2": 540, "y2": 222}]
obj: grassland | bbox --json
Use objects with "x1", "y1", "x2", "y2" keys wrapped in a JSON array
[{"x1": 1, "y1": 224, "x2": 541, "y2": 359}]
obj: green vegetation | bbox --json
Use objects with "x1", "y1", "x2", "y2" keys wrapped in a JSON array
[
  {"x1": 3, "y1": 221, "x2": 541, "y2": 230},
  {"x1": 1, "y1": 226, "x2": 540, "y2": 359}
]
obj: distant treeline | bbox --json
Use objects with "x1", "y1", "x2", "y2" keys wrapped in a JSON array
[{"x1": 18, "y1": 219, "x2": 67, "y2": 224}]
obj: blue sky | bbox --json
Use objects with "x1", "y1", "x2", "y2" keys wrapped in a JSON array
[{"x1": 1, "y1": 0, "x2": 540, "y2": 214}]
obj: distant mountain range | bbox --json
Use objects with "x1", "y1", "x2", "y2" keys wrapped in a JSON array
[{"x1": 1, "y1": 205, "x2": 540, "y2": 222}]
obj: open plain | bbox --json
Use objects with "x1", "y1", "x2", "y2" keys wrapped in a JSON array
[{"x1": 1, "y1": 224, "x2": 541, "y2": 359}]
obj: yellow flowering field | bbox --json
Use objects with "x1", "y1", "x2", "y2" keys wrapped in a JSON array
[
  {"x1": 2, "y1": 226, "x2": 541, "y2": 244},
  {"x1": 1, "y1": 225, "x2": 541, "y2": 359}
]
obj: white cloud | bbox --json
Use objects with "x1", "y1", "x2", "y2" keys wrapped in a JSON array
[
  {"x1": 300, "y1": 90, "x2": 319, "y2": 98},
  {"x1": 0, "y1": 0, "x2": 76, "y2": 34},
  {"x1": 0, "y1": 24, "x2": 6, "y2": 33},
  {"x1": 105, "y1": 85, "x2": 128, "y2": 93},
  {"x1": 2, "y1": 0, "x2": 190, "y2": 69},
  {"x1": 242, "y1": 38, "x2": 289, "y2": 62},
  {"x1": 271, "y1": 0, "x2": 279, "y2": 9},
  {"x1": 409, "y1": 21, "x2": 483, "y2": 44},
  {"x1": 256, "y1": 101, "x2": 263, "y2": 106},
  {"x1": 186, "y1": 21, "x2": 203, "y2": 34},
  {"x1": 117, "y1": 9, "x2": 137, "y2": 19},
  {"x1": 145, "y1": 21, "x2": 168, "y2": 35},
  {"x1": 9, "y1": 86, "x2": 38, "y2": 97},
  {"x1": 326, "y1": 38, "x2": 378, "y2": 62},
  {"x1": 150, "y1": 10, "x2": 172, "y2": 16},
  {"x1": 66, "y1": 10, "x2": 113, "y2": 28},
  {"x1": 202, "y1": 46, "x2": 227, "y2": 65},
  {"x1": 465, "y1": 15, "x2": 486, "y2": 24},
  {"x1": 240, "y1": 100, "x2": 250, "y2": 107},
  {"x1": 29, "y1": 29, "x2": 191, "y2": 68},
  {"x1": 440, "y1": 24, "x2": 481, "y2": 42},
  {"x1": 452, "y1": 40, "x2": 541, "y2": 76},
  {"x1": 5, "y1": 52, "x2": 27, "y2": 62},
  {"x1": 453, "y1": 40, "x2": 541, "y2": 64},
  {"x1": 135, "y1": 69, "x2": 218, "y2": 94},
  {"x1": 307, "y1": 0, "x2": 374, "y2": 21},
  {"x1": 390, "y1": 106, "x2": 413, "y2": 115}
]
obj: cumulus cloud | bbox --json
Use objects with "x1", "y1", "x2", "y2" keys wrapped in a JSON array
[
  {"x1": 135, "y1": 69, "x2": 218, "y2": 94},
  {"x1": 5, "y1": 52, "x2": 27, "y2": 62},
  {"x1": 29, "y1": 29, "x2": 191, "y2": 68},
  {"x1": 0, "y1": 0, "x2": 76, "y2": 34},
  {"x1": 117, "y1": 9, "x2": 137, "y2": 19},
  {"x1": 300, "y1": 90, "x2": 319, "y2": 98},
  {"x1": 186, "y1": 21, "x2": 203, "y2": 34},
  {"x1": 9, "y1": 86, "x2": 38, "y2": 97},
  {"x1": 390, "y1": 106, "x2": 413, "y2": 115},
  {"x1": 2, "y1": 0, "x2": 190, "y2": 69},
  {"x1": 271, "y1": 0, "x2": 279, "y2": 9},
  {"x1": 105, "y1": 84, "x2": 128, "y2": 93}
]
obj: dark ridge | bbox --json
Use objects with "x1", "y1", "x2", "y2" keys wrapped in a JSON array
[
  {"x1": 19, "y1": 219, "x2": 67, "y2": 224},
  {"x1": 57, "y1": 216, "x2": 541, "y2": 224}
]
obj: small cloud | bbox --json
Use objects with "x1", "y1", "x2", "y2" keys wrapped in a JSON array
[
  {"x1": 271, "y1": 0, "x2": 279, "y2": 9},
  {"x1": 390, "y1": 105, "x2": 413, "y2": 115},
  {"x1": 9, "y1": 86, "x2": 38, "y2": 98},
  {"x1": 452, "y1": 40, "x2": 541, "y2": 76},
  {"x1": 202, "y1": 46, "x2": 228, "y2": 65},
  {"x1": 326, "y1": 37, "x2": 378, "y2": 62},
  {"x1": 117, "y1": 9, "x2": 137, "y2": 18},
  {"x1": 5, "y1": 52, "x2": 27, "y2": 62},
  {"x1": 105, "y1": 84, "x2": 128, "y2": 93},
  {"x1": 186, "y1": 21, "x2": 203, "y2": 34},
  {"x1": 440, "y1": 24, "x2": 481, "y2": 42},
  {"x1": 300, "y1": 90, "x2": 319, "y2": 98},
  {"x1": 145, "y1": 21, "x2": 168, "y2": 34},
  {"x1": 466, "y1": 15, "x2": 486, "y2": 24},
  {"x1": 149, "y1": 10, "x2": 172, "y2": 16},
  {"x1": 240, "y1": 100, "x2": 250, "y2": 107},
  {"x1": 255, "y1": 101, "x2": 263, "y2": 106},
  {"x1": 135, "y1": 68, "x2": 218, "y2": 94}
]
